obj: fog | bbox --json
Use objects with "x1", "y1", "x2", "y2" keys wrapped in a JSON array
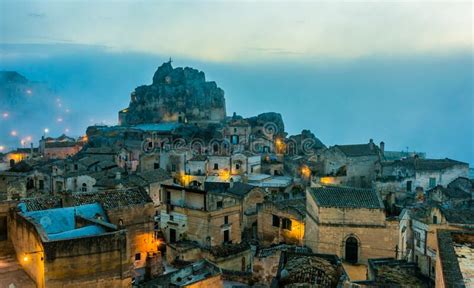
[{"x1": 0, "y1": 44, "x2": 472, "y2": 164}]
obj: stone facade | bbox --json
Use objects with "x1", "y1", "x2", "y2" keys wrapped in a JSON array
[{"x1": 305, "y1": 187, "x2": 399, "y2": 264}]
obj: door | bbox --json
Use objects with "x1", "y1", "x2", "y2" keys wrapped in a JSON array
[
  {"x1": 0, "y1": 217, "x2": 7, "y2": 241},
  {"x1": 345, "y1": 237, "x2": 358, "y2": 263},
  {"x1": 224, "y1": 230, "x2": 230, "y2": 244},
  {"x1": 169, "y1": 228, "x2": 176, "y2": 243}
]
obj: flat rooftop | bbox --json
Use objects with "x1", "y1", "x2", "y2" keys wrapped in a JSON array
[{"x1": 19, "y1": 203, "x2": 115, "y2": 241}]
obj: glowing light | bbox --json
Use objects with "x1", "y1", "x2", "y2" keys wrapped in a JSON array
[
  {"x1": 44, "y1": 128, "x2": 49, "y2": 134},
  {"x1": 65, "y1": 109, "x2": 70, "y2": 113},
  {"x1": 10, "y1": 130, "x2": 17, "y2": 137},
  {"x1": 0, "y1": 146, "x2": 5, "y2": 152},
  {"x1": 57, "y1": 117, "x2": 63, "y2": 122},
  {"x1": 20, "y1": 140, "x2": 25, "y2": 146},
  {"x1": 301, "y1": 165, "x2": 311, "y2": 178},
  {"x1": 65, "y1": 128, "x2": 70, "y2": 133},
  {"x1": 219, "y1": 169, "x2": 231, "y2": 181},
  {"x1": 2, "y1": 112, "x2": 8, "y2": 119},
  {"x1": 23, "y1": 256, "x2": 28, "y2": 262},
  {"x1": 26, "y1": 89, "x2": 32, "y2": 95}
]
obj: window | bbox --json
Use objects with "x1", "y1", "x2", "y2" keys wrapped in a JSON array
[
  {"x1": 432, "y1": 215, "x2": 438, "y2": 224},
  {"x1": 406, "y1": 180, "x2": 412, "y2": 192},
  {"x1": 234, "y1": 128, "x2": 237, "y2": 133},
  {"x1": 171, "y1": 164, "x2": 177, "y2": 172},
  {"x1": 429, "y1": 177, "x2": 436, "y2": 188},
  {"x1": 235, "y1": 163, "x2": 240, "y2": 170},
  {"x1": 169, "y1": 215, "x2": 174, "y2": 221},
  {"x1": 231, "y1": 135, "x2": 239, "y2": 145},
  {"x1": 74, "y1": 164, "x2": 78, "y2": 171},
  {"x1": 154, "y1": 163, "x2": 160, "y2": 170},
  {"x1": 282, "y1": 218, "x2": 292, "y2": 230},
  {"x1": 251, "y1": 167, "x2": 254, "y2": 173},
  {"x1": 39, "y1": 180, "x2": 44, "y2": 190},
  {"x1": 81, "y1": 183, "x2": 87, "y2": 192},
  {"x1": 224, "y1": 216, "x2": 229, "y2": 225},
  {"x1": 135, "y1": 253, "x2": 141, "y2": 261},
  {"x1": 272, "y1": 215, "x2": 280, "y2": 227},
  {"x1": 217, "y1": 201, "x2": 223, "y2": 209},
  {"x1": 214, "y1": 163, "x2": 219, "y2": 170},
  {"x1": 415, "y1": 231, "x2": 421, "y2": 248}
]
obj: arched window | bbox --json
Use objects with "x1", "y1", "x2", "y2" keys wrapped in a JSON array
[{"x1": 81, "y1": 183, "x2": 87, "y2": 192}]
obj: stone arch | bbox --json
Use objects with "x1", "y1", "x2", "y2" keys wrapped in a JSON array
[{"x1": 343, "y1": 234, "x2": 361, "y2": 263}]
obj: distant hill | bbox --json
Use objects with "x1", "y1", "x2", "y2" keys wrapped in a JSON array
[{"x1": 0, "y1": 71, "x2": 71, "y2": 151}]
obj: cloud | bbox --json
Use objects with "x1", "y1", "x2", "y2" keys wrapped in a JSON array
[{"x1": 1, "y1": 1, "x2": 472, "y2": 62}]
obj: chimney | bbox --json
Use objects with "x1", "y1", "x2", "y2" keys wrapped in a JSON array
[
  {"x1": 380, "y1": 141, "x2": 385, "y2": 155},
  {"x1": 369, "y1": 139, "x2": 374, "y2": 150}
]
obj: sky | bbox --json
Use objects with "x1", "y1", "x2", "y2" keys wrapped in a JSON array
[{"x1": 0, "y1": 1, "x2": 473, "y2": 163}]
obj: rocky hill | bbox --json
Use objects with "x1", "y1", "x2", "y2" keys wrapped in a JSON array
[{"x1": 120, "y1": 61, "x2": 226, "y2": 126}]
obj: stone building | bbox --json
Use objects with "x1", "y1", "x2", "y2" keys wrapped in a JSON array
[
  {"x1": 376, "y1": 157, "x2": 469, "y2": 201},
  {"x1": 305, "y1": 186, "x2": 399, "y2": 264},
  {"x1": 257, "y1": 199, "x2": 305, "y2": 246},
  {"x1": 9, "y1": 202, "x2": 131, "y2": 287},
  {"x1": 14, "y1": 187, "x2": 162, "y2": 285},
  {"x1": 160, "y1": 184, "x2": 242, "y2": 246},
  {"x1": 316, "y1": 139, "x2": 383, "y2": 188},
  {"x1": 39, "y1": 134, "x2": 84, "y2": 160}
]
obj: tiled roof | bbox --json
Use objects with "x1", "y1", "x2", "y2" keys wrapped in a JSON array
[
  {"x1": 69, "y1": 188, "x2": 153, "y2": 209},
  {"x1": 226, "y1": 182, "x2": 258, "y2": 198},
  {"x1": 21, "y1": 188, "x2": 152, "y2": 211},
  {"x1": 441, "y1": 208, "x2": 474, "y2": 225},
  {"x1": 383, "y1": 157, "x2": 468, "y2": 171},
  {"x1": 136, "y1": 169, "x2": 172, "y2": 184},
  {"x1": 334, "y1": 143, "x2": 379, "y2": 157},
  {"x1": 310, "y1": 186, "x2": 383, "y2": 209}
]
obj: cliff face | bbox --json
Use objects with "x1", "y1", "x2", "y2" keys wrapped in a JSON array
[{"x1": 120, "y1": 61, "x2": 226, "y2": 126}]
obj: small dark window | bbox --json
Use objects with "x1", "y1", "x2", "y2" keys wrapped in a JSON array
[
  {"x1": 224, "y1": 216, "x2": 229, "y2": 225},
  {"x1": 217, "y1": 201, "x2": 223, "y2": 209},
  {"x1": 429, "y1": 177, "x2": 436, "y2": 188},
  {"x1": 171, "y1": 164, "x2": 177, "y2": 172},
  {"x1": 154, "y1": 163, "x2": 160, "y2": 170},
  {"x1": 39, "y1": 180, "x2": 44, "y2": 190},
  {"x1": 169, "y1": 215, "x2": 174, "y2": 221},
  {"x1": 74, "y1": 164, "x2": 78, "y2": 171},
  {"x1": 236, "y1": 163, "x2": 240, "y2": 170},
  {"x1": 406, "y1": 180, "x2": 412, "y2": 192},
  {"x1": 223, "y1": 229, "x2": 230, "y2": 244},
  {"x1": 272, "y1": 215, "x2": 280, "y2": 227},
  {"x1": 433, "y1": 215, "x2": 438, "y2": 224},
  {"x1": 135, "y1": 253, "x2": 141, "y2": 261},
  {"x1": 214, "y1": 163, "x2": 219, "y2": 170},
  {"x1": 282, "y1": 218, "x2": 292, "y2": 230},
  {"x1": 81, "y1": 183, "x2": 87, "y2": 192}
]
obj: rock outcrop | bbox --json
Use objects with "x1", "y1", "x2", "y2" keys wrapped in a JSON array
[{"x1": 119, "y1": 61, "x2": 226, "y2": 126}]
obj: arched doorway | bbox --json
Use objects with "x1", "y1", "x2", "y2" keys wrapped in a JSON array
[{"x1": 345, "y1": 236, "x2": 358, "y2": 263}]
